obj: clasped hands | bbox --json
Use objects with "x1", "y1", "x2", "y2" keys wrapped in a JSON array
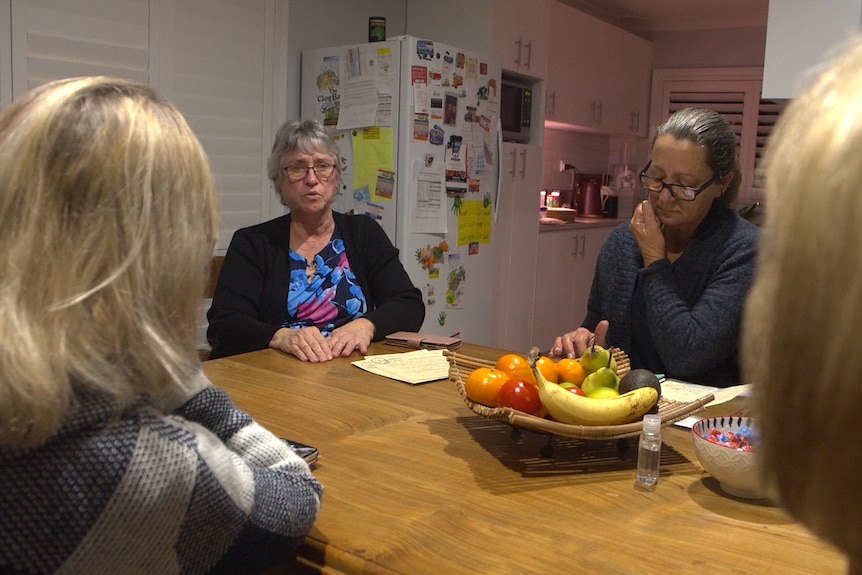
[{"x1": 269, "y1": 318, "x2": 375, "y2": 362}]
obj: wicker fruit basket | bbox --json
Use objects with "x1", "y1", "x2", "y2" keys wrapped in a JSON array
[{"x1": 444, "y1": 349, "x2": 715, "y2": 440}]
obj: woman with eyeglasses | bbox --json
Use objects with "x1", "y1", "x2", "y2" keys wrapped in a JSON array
[
  {"x1": 208, "y1": 120, "x2": 424, "y2": 362},
  {"x1": 550, "y1": 107, "x2": 759, "y2": 386}
]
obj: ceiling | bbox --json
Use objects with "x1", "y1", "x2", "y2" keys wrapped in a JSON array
[{"x1": 557, "y1": 0, "x2": 769, "y2": 37}]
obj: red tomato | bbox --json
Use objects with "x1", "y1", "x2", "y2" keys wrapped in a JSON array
[
  {"x1": 496, "y1": 379, "x2": 543, "y2": 415},
  {"x1": 566, "y1": 385, "x2": 587, "y2": 396}
]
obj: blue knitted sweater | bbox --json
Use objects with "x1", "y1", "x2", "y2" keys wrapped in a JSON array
[
  {"x1": 583, "y1": 202, "x2": 759, "y2": 386},
  {"x1": 0, "y1": 371, "x2": 322, "y2": 574}
]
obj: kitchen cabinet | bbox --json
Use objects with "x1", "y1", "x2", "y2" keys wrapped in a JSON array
[
  {"x1": 493, "y1": 142, "x2": 543, "y2": 352},
  {"x1": 490, "y1": 0, "x2": 550, "y2": 78},
  {"x1": 763, "y1": 0, "x2": 862, "y2": 98},
  {"x1": 531, "y1": 224, "x2": 614, "y2": 350},
  {"x1": 545, "y1": 2, "x2": 653, "y2": 136}
]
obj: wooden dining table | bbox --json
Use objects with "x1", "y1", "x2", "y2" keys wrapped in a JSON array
[{"x1": 202, "y1": 342, "x2": 847, "y2": 575}]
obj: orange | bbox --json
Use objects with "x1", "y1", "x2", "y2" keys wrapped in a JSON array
[
  {"x1": 464, "y1": 367, "x2": 510, "y2": 407},
  {"x1": 495, "y1": 353, "x2": 537, "y2": 385},
  {"x1": 556, "y1": 358, "x2": 586, "y2": 386},
  {"x1": 535, "y1": 355, "x2": 558, "y2": 384}
]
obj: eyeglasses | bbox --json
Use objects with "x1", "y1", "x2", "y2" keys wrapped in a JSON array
[
  {"x1": 638, "y1": 161, "x2": 719, "y2": 201},
  {"x1": 282, "y1": 163, "x2": 335, "y2": 182}
]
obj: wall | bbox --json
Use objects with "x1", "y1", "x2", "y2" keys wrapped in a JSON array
[{"x1": 286, "y1": 0, "x2": 408, "y2": 120}]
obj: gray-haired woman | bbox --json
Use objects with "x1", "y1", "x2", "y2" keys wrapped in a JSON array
[
  {"x1": 551, "y1": 108, "x2": 759, "y2": 386},
  {"x1": 208, "y1": 119, "x2": 424, "y2": 362}
]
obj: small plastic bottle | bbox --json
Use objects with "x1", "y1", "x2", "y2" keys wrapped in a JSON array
[{"x1": 635, "y1": 414, "x2": 662, "y2": 487}]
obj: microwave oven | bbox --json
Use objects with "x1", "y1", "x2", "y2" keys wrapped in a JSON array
[{"x1": 500, "y1": 78, "x2": 532, "y2": 143}]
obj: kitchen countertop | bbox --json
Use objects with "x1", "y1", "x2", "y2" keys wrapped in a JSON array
[{"x1": 539, "y1": 217, "x2": 624, "y2": 231}]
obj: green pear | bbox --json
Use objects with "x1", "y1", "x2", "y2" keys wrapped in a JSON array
[
  {"x1": 579, "y1": 342, "x2": 616, "y2": 374},
  {"x1": 580, "y1": 349, "x2": 620, "y2": 394},
  {"x1": 581, "y1": 368, "x2": 620, "y2": 395}
]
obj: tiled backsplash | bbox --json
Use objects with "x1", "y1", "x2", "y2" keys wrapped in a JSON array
[{"x1": 542, "y1": 128, "x2": 650, "y2": 192}]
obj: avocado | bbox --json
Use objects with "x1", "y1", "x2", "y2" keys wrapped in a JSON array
[{"x1": 618, "y1": 369, "x2": 662, "y2": 400}]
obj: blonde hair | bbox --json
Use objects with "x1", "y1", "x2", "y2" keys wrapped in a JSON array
[
  {"x1": 742, "y1": 36, "x2": 862, "y2": 558},
  {"x1": 0, "y1": 77, "x2": 218, "y2": 447}
]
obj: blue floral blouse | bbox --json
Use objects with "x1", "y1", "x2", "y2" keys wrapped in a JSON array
[{"x1": 283, "y1": 228, "x2": 368, "y2": 336}]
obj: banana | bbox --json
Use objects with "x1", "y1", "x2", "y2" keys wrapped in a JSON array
[{"x1": 528, "y1": 348, "x2": 658, "y2": 426}]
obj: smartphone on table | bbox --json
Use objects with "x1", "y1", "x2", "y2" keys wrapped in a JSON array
[{"x1": 282, "y1": 438, "x2": 320, "y2": 465}]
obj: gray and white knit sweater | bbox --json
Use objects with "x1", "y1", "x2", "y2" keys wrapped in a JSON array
[{"x1": 0, "y1": 371, "x2": 322, "y2": 575}]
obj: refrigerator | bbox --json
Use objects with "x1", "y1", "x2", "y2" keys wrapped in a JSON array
[{"x1": 302, "y1": 36, "x2": 501, "y2": 346}]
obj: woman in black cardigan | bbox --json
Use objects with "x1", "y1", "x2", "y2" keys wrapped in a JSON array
[{"x1": 208, "y1": 120, "x2": 424, "y2": 362}]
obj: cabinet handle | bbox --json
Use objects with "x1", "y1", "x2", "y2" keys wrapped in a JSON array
[
  {"x1": 519, "y1": 149, "x2": 527, "y2": 179},
  {"x1": 514, "y1": 36, "x2": 522, "y2": 68},
  {"x1": 578, "y1": 232, "x2": 586, "y2": 257},
  {"x1": 571, "y1": 234, "x2": 580, "y2": 256},
  {"x1": 524, "y1": 40, "x2": 532, "y2": 70},
  {"x1": 509, "y1": 148, "x2": 517, "y2": 179},
  {"x1": 548, "y1": 91, "x2": 556, "y2": 117},
  {"x1": 630, "y1": 111, "x2": 640, "y2": 132}
]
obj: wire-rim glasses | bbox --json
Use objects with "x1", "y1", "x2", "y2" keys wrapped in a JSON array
[{"x1": 283, "y1": 163, "x2": 335, "y2": 182}]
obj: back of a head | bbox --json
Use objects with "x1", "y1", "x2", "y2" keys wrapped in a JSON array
[
  {"x1": 0, "y1": 77, "x2": 218, "y2": 447},
  {"x1": 742, "y1": 36, "x2": 862, "y2": 559}
]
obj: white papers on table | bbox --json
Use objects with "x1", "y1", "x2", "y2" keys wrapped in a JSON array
[
  {"x1": 663, "y1": 380, "x2": 754, "y2": 428},
  {"x1": 352, "y1": 349, "x2": 449, "y2": 385}
]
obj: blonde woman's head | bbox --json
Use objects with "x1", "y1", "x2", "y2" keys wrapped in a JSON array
[
  {"x1": 0, "y1": 77, "x2": 218, "y2": 447},
  {"x1": 742, "y1": 35, "x2": 862, "y2": 560}
]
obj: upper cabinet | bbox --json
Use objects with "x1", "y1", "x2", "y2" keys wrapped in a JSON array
[
  {"x1": 490, "y1": 0, "x2": 551, "y2": 79},
  {"x1": 545, "y1": 2, "x2": 653, "y2": 136},
  {"x1": 763, "y1": 0, "x2": 862, "y2": 98}
]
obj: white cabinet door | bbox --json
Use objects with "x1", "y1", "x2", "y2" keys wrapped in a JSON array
[
  {"x1": 532, "y1": 224, "x2": 614, "y2": 351},
  {"x1": 570, "y1": 225, "x2": 613, "y2": 324},
  {"x1": 490, "y1": 0, "x2": 550, "y2": 78},
  {"x1": 532, "y1": 229, "x2": 579, "y2": 350},
  {"x1": 763, "y1": 0, "x2": 862, "y2": 98},
  {"x1": 546, "y1": 2, "x2": 653, "y2": 136},
  {"x1": 493, "y1": 142, "x2": 542, "y2": 352}
]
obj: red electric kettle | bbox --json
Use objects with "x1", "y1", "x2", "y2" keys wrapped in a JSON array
[{"x1": 578, "y1": 180, "x2": 605, "y2": 218}]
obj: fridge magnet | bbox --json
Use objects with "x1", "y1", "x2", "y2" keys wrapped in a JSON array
[
  {"x1": 429, "y1": 125, "x2": 444, "y2": 145},
  {"x1": 448, "y1": 135, "x2": 463, "y2": 161},
  {"x1": 374, "y1": 169, "x2": 395, "y2": 199},
  {"x1": 444, "y1": 93, "x2": 458, "y2": 126},
  {"x1": 452, "y1": 74, "x2": 463, "y2": 89},
  {"x1": 445, "y1": 170, "x2": 467, "y2": 197},
  {"x1": 456, "y1": 52, "x2": 465, "y2": 69},
  {"x1": 416, "y1": 39, "x2": 434, "y2": 61},
  {"x1": 466, "y1": 56, "x2": 477, "y2": 79},
  {"x1": 445, "y1": 254, "x2": 465, "y2": 309},
  {"x1": 412, "y1": 114, "x2": 429, "y2": 141},
  {"x1": 430, "y1": 87, "x2": 444, "y2": 119},
  {"x1": 424, "y1": 283, "x2": 435, "y2": 306},
  {"x1": 415, "y1": 241, "x2": 449, "y2": 274},
  {"x1": 364, "y1": 202, "x2": 384, "y2": 221},
  {"x1": 424, "y1": 153, "x2": 435, "y2": 168},
  {"x1": 437, "y1": 311, "x2": 447, "y2": 327},
  {"x1": 480, "y1": 62, "x2": 488, "y2": 76},
  {"x1": 468, "y1": 241, "x2": 479, "y2": 256},
  {"x1": 353, "y1": 185, "x2": 370, "y2": 204}
]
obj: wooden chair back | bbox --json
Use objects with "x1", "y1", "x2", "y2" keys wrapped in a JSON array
[{"x1": 204, "y1": 256, "x2": 224, "y2": 299}]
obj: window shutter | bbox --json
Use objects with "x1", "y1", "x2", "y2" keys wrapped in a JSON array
[{"x1": 7, "y1": 0, "x2": 283, "y2": 252}]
